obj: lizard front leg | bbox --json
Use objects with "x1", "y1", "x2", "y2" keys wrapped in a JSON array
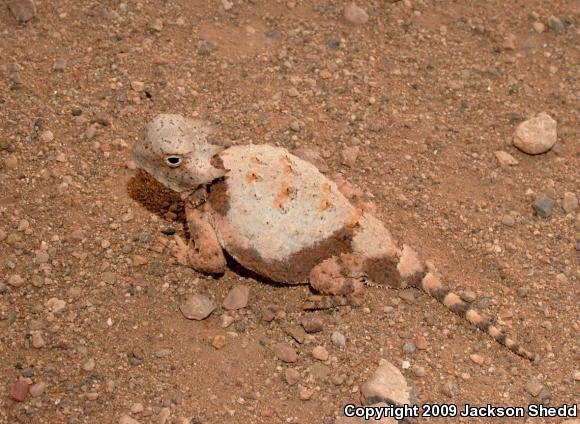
[{"x1": 173, "y1": 204, "x2": 226, "y2": 274}]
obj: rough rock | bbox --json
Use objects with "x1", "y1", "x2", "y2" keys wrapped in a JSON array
[
  {"x1": 29, "y1": 382, "x2": 46, "y2": 397},
  {"x1": 10, "y1": 380, "x2": 29, "y2": 401},
  {"x1": 331, "y1": 331, "x2": 346, "y2": 348},
  {"x1": 525, "y1": 379, "x2": 544, "y2": 397},
  {"x1": 180, "y1": 294, "x2": 215, "y2": 320},
  {"x1": 513, "y1": 112, "x2": 557, "y2": 155},
  {"x1": 301, "y1": 315, "x2": 324, "y2": 333},
  {"x1": 532, "y1": 196, "x2": 555, "y2": 218},
  {"x1": 494, "y1": 150, "x2": 519, "y2": 166},
  {"x1": 344, "y1": 3, "x2": 369, "y2": 25},
  {"x1": 7, "y1": 274, "x2": 25, "y2": 287},
  {"x1": 45, "y1": 298, "x2": 66, "y2": 313},
  {"x1": 312, "y1": 346, "x2": 329, "y2": 361},
  {"x1": 8, "y1": 0, "x2": 37, "y2": 22},
  {"x1": 273, "y1": 342, "x2": 298, "y2": 363},
  {"x1": 212, "y1": 335, "x2": 226, "y2": 349},
  {"x1": 341, "y1": 145, "x2": 360, "y2": 167},
  {"x1": 284, "y1": 368, "x2": 300, "y2": 386},
  {"x1": 360, "y1": 359, "x2": 413, "y2": 405},
  {"x1": 547, "y1": 16, "x2": 564, "y2": 32},
  {"x1": 222, "y1": 285, "x2": 250, "y2": 310},
  {"x1": 532, "y1": 22, "x2": 545, "y2": 33}
]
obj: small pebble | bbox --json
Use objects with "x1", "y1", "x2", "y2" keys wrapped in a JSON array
[
  {"x1": 8, "y1": 274, "x2": 25, "y2": 287},
  {"x1": 31, "y1": 331, "x2": 45, "y2": 348},
  {"x1": 494, "y1": 150, "x2": 518, "y2": 166},
  {"x1": 402, "y1": 342, "x2": 416, "y2": 354},
  {"x1": 312, "y1": 346, "x2": 329, "y2": 361},
  {"x1": 412, "y1": 365, "x2": 426, "y2": 377},
  {"x1": 7, "y1": 0, "x2": 37, "y2": 22},
  {"x1": 299, "y1": 386, "x2": 313, "y2": 400},
  {"x1": 340, "y1": 146, "x2": 360, "y2": 168},
  {"x1": 289, "y1": 121, "x2": 301, "y2": 132},
  {"x1": 547, "y1": 16, "x2": 564, "y2": 32},
  {"x1": 513, "y1": 112, "x2": 557, "y2": 155},
  {"x1": 301, "y1": 315, "x2": 324, "y2": 333},
  {"x1": 469, "y1": 353, "x2": 485, "y2": 365},
  {"x1": 93, "y1": 112, "x2": 112, "y2": 126},
  {"x1": 53, "y1": 59, "x2": 67, "y2": 72},
  {"x1": 82, "y1": 358, "x2": 96, "y2": 372},
  {"x1": 212, "y1": 335, "x2": 226, "y2": 350},
  {"x1": 223, "y1": 285, "x2": 250, "y2": 310},
  {"x1": 532, "y1": 22, "x2": 545, "y2": 33},
  {"x1": 441, "y1": 380, "x2": 458, "y2": 398},
  {"x1": 197, "y1": 40, "x2": 216, "y2": 56},
  {"x1": 414, "y1": 335, "x2": 428, "y2": 350},
  {"x1": 344, "y1": 2, "x2": 369, "y2": 25},
  {"x1": 525, "y1": 379, "x2": 544, "y2": 397},
  {"x1": 331, "y1": 331, "x2": 346, "y2": 348},
  {"x1": 131, "y1": 403, "x2": 144, "y2": 414},
  {"x1": 273, "y1": 342, "x2": 297, "y2": 363},
  {"x1": 10, "y1": 380, "x2": 29, "y2": 402},
  {"x1": 29, "y1": 381, "x2": 46, "y2": 397},
  {"x1": 180, "y1": 294, "x2": 215, "y2": 320},
  {"x1": 5, "y1": 155, "x2": 18, "y2": 169},
  {"x1": 501, "y1": 215, "x2": 516, "y2": 226},
  {"x1": 284, "y1": 368, "x2": 300, "y2": 386},
  {"x1": 532, "y1": 196, "x2": 555, "y2": 218}
]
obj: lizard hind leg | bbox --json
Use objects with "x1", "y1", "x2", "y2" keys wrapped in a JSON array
[{"x1": 307, "y1": 254, "x2": 366, "y2": 308}]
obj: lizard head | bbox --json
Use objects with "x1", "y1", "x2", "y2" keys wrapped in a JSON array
[{"x1": 133, "y1": 114, "x2": 227, "y2": 193}]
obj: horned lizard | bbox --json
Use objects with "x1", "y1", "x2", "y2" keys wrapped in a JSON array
[{"x1": 133, "y1": 114, "x2": 536, "y2": 361}]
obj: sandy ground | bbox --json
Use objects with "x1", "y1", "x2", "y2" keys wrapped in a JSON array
[{"x1": 0, "y1": 0, "x2": 578, "y2": 423}]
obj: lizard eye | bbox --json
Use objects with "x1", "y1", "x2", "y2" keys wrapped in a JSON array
[{"x1": 165, "y1": 156, "x2": 182, "y2": 167}]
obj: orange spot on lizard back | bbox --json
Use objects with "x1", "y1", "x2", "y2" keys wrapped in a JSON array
[
  {"x1": 321, "y1": 182, "x2": 332, "y2": 193},
  {"x1": 273, "y1": 181, "x2": 293, "y2": 209},
  {"x1": 319, "y1": 198, "x2": 332, "y2": 212},
  {"x1": 246, "y1": 172, "x2": 261, "y2": 183},
  {"x1": 281, "y1": 155, "x2": 297, "y2": 175},
  {"x1": 251, "y1": 156, "x2": 265, "y2": 165}
]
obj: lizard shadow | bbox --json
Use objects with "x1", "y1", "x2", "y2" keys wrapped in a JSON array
[
  {"x1": 223, "y1": 252, "x2": 290, "y2": 289},
  {"x1": 127, "y1": 170, "x2": 188, "y2": 236}
]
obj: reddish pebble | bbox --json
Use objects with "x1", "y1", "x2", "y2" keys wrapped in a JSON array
[
  {"x1": 415, "y1": 335, "x2": 429, "y2": 350},
  {"x1": 10, "y1": 380, "x2": 29, "y2": 402}
]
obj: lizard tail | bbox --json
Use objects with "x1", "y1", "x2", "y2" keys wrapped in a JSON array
[{"x1": 395, "y1": 245, "x2": 538, "y2": 362}]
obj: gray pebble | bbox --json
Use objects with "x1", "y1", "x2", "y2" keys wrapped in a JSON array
[
  {"x1": 331, "y1": 331, "x2": 346, "y2": 348},
  {"x1": 197, "y1": 41, "x2": 216, "y2": 56},
  {"x1": 547, "y1": 16, "x2": 564, "y2": 32},
  {"x1": 442, "y1": 380, "x2": 458, "y2": 397},
  {"x1": 289, "y1": 121, "x2": 301, "y2": 132},
  {"x1": 533, "y1": 196, "x2": 555, "y2": 218},
  {"x1": 53, "y1": 59, "x2": 67, "y2": 72},
  {"x1": 327, "y1": 36, "x2": 340, "y2": 48},
  {"x1": 402, "y1": 342, "x2": 416, "y2": 354}
]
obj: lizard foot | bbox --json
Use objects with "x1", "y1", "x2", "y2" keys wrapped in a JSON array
[{"x1": 171, "y1": 235, "x2": 191, "y2": 266}]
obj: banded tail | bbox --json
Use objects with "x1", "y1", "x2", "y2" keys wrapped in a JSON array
[{"x1": 397, "y1": 245, "x2": 538, "y2": 362}]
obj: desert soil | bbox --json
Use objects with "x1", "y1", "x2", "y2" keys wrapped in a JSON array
[{"x1": 1, "y1": 0, "x2": 578, "y2": 423}]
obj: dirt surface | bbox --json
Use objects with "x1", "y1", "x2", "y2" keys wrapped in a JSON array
[{"x1": 1, "y1": 1, "x2": 579, "y2": 423}]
